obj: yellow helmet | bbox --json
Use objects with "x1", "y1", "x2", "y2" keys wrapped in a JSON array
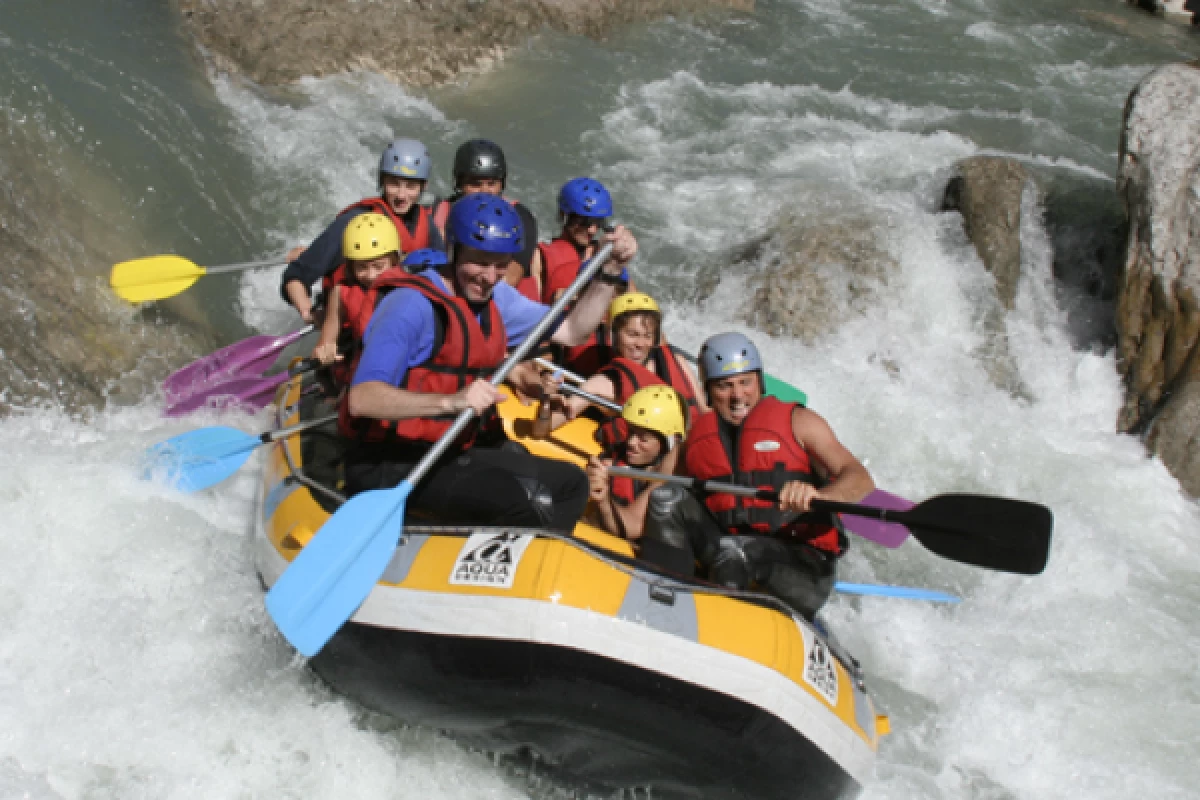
[
  {"x1": 608, "y1": 292, "x2": 660, "y2": 325},
  {"x1": 621, "y1": 386, "x2": 687, "y2": 441},
  {"x1": 343, "y1": 213, "x2": 401, "y2": 261}
]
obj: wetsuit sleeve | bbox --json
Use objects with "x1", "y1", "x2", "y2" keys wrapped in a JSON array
[
  {"x1": 493, "y1": 280, "x2": 557, "y2": 349},
  {"x1": 513, "y1": 202, "x2": 539, "y2": 274},
  {"x1": 278, "y1": 209, "x2": 361, "y2": 303},
  {"x1": 352, "y1": 289, "x2": 437, "y2": 387}
]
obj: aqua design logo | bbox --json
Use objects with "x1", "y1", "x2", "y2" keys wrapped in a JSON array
[
  {"x1": 804, "y1": 635, "x2": 839, "y2": 706},
  {"x1": 449, "y1": 532, "x2": 536, "y2": 589}
]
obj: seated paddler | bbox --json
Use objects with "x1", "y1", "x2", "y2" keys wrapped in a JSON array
[
  {"x1": 584, "y1": 386, "x2": 687, "y2": 544},
  {"x1": 645, "y1": 332, "x2": 875, "y2": 619},
  {"x1": 338, "y1": 194, "x2": 638, "y2": 532}
]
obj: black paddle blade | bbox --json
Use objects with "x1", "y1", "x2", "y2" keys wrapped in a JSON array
[{"x1": 897, "y1": 494, "x2": 1053, "y2": 575}]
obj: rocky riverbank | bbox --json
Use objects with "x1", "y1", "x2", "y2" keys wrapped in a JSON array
[
  {"x1": 176, "y1": 0, "x2": 753, "y2": 88},
  {"x1": 1115, "y1": 61, "x2": 1200, "y2": 494},
  {"x1": 0, "y1": 119, "x2": 214, "y2": 416}
]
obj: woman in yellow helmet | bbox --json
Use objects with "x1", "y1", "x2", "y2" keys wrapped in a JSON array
[
  {"x1": 311, "y1": 212, "x2": 403, "y2": 384},
  {"x1": 538, "y1": 292, "x2": 707, "y2": 445},
  {"x1": 585, "y1": 386, "x2": 688, "y2": 542}
]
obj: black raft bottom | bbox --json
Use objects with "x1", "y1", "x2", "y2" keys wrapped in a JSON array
[{"x1": 309, "y1": 622, "x2": 862, "y2": 800}]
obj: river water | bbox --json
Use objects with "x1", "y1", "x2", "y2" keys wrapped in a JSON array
[{"x1": 2, "y1": 1, "x2": 1199, "y2": 798}]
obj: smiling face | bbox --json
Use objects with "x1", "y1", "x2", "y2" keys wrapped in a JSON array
[
  {"x1": 707, "y1": 371, "x2": 763, "y2": 426},
  {"x1": 381, "y1": 174, "x2": 424, "y2": 215},
  {"x1": 452, "y1": 246, "x2": 510, "y2": 303},
  {"x1": 624, "y1": 424, "x2": 665, "y2": 467},
  {"x1": 460, "y1": 177, "x2": 504, "y2": 196},
  {"x1": 350, "y1": 253, "x2": 396, "y2": 288},
  {"x1": 612, "y1": 313, "x2": 658, "y2": 365}
]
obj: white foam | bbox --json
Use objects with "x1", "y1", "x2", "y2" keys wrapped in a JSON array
[{"x1": 0, "y1": 403, "x2": 530, "y2": 799}]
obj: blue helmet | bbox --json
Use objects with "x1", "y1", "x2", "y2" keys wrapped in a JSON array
[
  {"x1": 403, "y1": 248, "x2": 449, "y2": 270},
  {"x1": 558, "y1": 177, "x2": 613, "y2": 219},
  {"x1": 379, "y1": 138, "x2": 431, "y2": 181},
  {"x1": 698, "y1": 332, "x2": 764, "y2": 384},
  {"x1": 448, "y1": 195, "x2": 524, "y2": 255}
]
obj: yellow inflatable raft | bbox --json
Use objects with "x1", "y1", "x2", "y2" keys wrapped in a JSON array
[{"x1": 256, "y1": 374, "x2": 888, "y2": 799}]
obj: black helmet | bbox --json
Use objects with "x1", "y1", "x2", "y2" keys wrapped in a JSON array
[{"x1": 453, "y1": 139, "x2": 507, "y2": 187}]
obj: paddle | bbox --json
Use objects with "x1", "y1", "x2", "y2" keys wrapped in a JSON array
[
  {"x1": 265, "y1": 243, "x2": 620, "y2": 657},
  {"x1": 607, "y1": 466, "x2": 1052, "y2": 575},
  {"x1": 833, "y1": 582, "x2": 960, "y2": 603},
  {"x1": 110, "y1": 254, "x2": 287, "y2": 304},
  {"x1": 143, "y1": 413, "x2": 338, "y2": 493},
  {"x1": 164, "y1": 359, "x2": 320, "y2": 417},
  {"x1": 547, "y1": 382, "x2": 912, "y2": 549},
  {"x1": 163, "y1": 327, "x2": 314, "y2": 404}
]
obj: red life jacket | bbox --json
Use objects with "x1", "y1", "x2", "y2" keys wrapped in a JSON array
[
  {"x1": 683, "y1": 397, "x2": 843, "y2": 554},
  {"x1": 594, "y1": 347, "x2": 699, "y2": 450},
  {"x1": 337, "y1": 271, "x2": 507, "y2": 449},
  {"x1": 317, "y1": 199, "x2": 432, "y2": 299},
  {"x1": 538, "y1": 238, "x2": 583, "y2": 304},
  {"x1": 341, "y1": 196, "x2": 433, "y2": 254},
  {"x1": 326, "y1": 281, "x2": 371, "y2": 387}
]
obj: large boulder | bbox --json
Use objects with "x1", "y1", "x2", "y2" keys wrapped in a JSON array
[
  {"x1": 1115, "y1": 61, "x2": 1200, "y2": 494},
  {"x1": 740, "y1": 212, "x2": 895, "y2": 344},
  {"x1": 942, "y1": 156, "x2": 1031, "y2": 310},
  {"x1": 177, "y1": 0, "x2": 753, "y2": 88}
]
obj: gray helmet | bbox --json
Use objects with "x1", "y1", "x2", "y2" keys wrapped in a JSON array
[
  {"x1": 379, "y1": 138, "x2": 431, "y2": 182},
  {"x1": 698, "y1": 332, "x2": 763, "y2": 384}
]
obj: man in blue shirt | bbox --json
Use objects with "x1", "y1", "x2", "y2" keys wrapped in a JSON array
[{"x1": 339, "y1": 194, "x2": 637, "y2": 531}]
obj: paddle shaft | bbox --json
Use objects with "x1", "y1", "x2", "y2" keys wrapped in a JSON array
[
  {"x1": 260, "y1": 413, "x2": 339, "y2": 446},
  {"x1": 205, "y1": 257, "x2": 287, "y2": 276},
  {"x1": 611, "y1": 465, "x2": 899, "y2": 514},
  {"x1": 558, "y1": 382, "x2": 621, "y2": 413},
  {"x1": 608, "y1": 465, "x2": 771, "y2": 500},
  {"x1": 405, "y1": 244, "x2": 616, "y2": 488},
  {"x1": 533, "y1": 357, "x2": 587, "y2": 386}
]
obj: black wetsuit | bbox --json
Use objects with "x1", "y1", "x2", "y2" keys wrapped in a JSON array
[{"x1": 345, "y1": 440, "x2": 588, "y2": 533}]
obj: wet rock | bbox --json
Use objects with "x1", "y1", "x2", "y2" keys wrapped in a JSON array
[
  {"x1": 175, "y1": 0, "x2": 754, "y2": 88},
  {"x1": 941, "y1": 156, "x2": 1042, "y2": 397},
  {"x1": 1115, "y1": 62, "x2": 1200, "y2": 495},
  {"x1": 942, "y1": 156, "x2": 1031, "y2": 311},
  {"x1": 0, "y1": 120, "x2": 214, "y2": 415},
  {"x1": 1124, "y1": 0, "x2": 1197, "y2": 25},
  {"x1": 1146, "y1": 380, "x2": 1200, "y2": 495},
  {"x1": 741, "y1": 212, "x2": 895, "y2": 343}
]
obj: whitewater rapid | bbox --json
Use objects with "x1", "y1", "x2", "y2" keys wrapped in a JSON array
[{"x1": 3, "y1": 0, "x2": 1200, "y2": 798}]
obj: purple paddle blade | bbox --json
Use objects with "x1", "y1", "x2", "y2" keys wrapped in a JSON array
[
  {"x1": 841, "y1": 489, "x2": 914, "y2": 549},
  {"x1": 163, "y1": 327, "x2": 311, "y2": 404},
  {"x1": 165, "y1": 372, "x2": 290, "y2": 417}
]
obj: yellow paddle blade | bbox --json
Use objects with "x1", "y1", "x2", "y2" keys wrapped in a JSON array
[{"x1": 109, "y1": 255, "x2": 206, "y2": 303}]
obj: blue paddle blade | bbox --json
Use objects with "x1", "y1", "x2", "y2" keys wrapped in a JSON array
[
  {"x1": 834, "y1": 582, "x2": 960, "y2": 603},
  {"x1": 764, "y1": 373, "x2": 808, "y2": 406},
  {"x1": 142, "y1": 426, "x2": 260, "y2": 492},
  {"x1": 265, "y1": 481, "x2": 414, "y2": 657}
]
